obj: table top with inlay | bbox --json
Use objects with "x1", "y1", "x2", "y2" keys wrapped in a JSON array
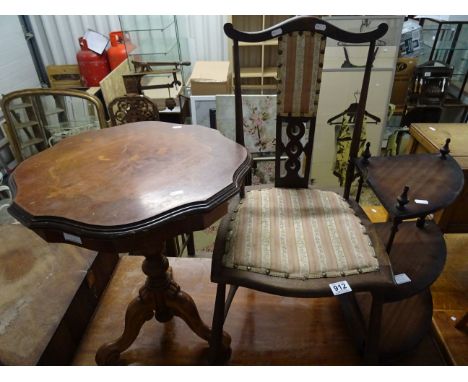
[{"x1": 8, "y1": 121, "x2": 250, "y2": 251}]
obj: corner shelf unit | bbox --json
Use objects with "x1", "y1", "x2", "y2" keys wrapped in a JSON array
[
  {"x1": 228, "y1": 15, "x2": 293, "y2": 94},
  {"x1": 345, "y1": 148, "x2": 464, "y2": 361}
]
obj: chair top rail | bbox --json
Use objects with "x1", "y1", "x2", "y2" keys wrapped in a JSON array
[{"x1": 224, "y1": 16, "x2": 388, "y2": 44}]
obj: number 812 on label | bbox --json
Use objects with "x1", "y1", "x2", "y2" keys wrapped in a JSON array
[{"x1": 329, "y1": 280, "x2": 352, "y2": 296}]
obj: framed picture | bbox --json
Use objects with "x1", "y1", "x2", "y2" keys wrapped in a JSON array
[
  {"x1": 216, "y1": 95, "x2": 277, "y2": 154},
  {"x1": 190, "y1": 95, "x2": 216, "y2": 127}
]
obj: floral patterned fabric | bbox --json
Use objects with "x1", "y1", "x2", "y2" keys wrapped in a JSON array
[{"x1": 216, "y1": 95, "x2": 277, "y2": 155}]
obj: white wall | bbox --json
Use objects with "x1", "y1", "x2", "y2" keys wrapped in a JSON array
[
  {"x1": 30, "y1": 15, "x2": 228, "y2": 66},
  {"x1": 0, "y1": 16, "x2": 40, "y2": 169},
  {"x1": 0, "y1": 16, "x2": 40, "y2": 98},
  {"x1": 30, "y1": 15, "x2": 122, "y2": 66}
]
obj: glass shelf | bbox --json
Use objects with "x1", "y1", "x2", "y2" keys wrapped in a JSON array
[
  {"x1": 118, "y1": 15, "x2": 175, "y2": 32},
  {"x1": 423, "y1": 42, "x2": 468, "y2": 51},
  {"x1": 125, "y1": 39, "x2": 179, "y2": 56}
]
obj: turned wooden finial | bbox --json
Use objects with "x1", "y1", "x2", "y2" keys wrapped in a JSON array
[
  {"x1": 440, "y1": 138, "x2": 451, "y2": 159},
  {"x1": 396, "y1": 185, "x2": 410, "y2": 210},
  {"x1": 362, "y1": 142, "x2": 371, "y2": 164}
]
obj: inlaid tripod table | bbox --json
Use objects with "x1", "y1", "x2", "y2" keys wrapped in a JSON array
[{"x1": 7, "y1": 121, "x2": 251, "y2": 365}]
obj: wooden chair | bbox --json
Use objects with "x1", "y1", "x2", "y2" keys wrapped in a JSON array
[
  {"x1": 108, "y1": 95, "x2": 160, "y2": 126},
  {"x1": 108, "y1": 94, "x2": 196, "y2": 258},
  {"x1": 1, "y1": 88, "x2": 107, "y2": 163},
  {"x1": 208, "y1": 16, "x2": 395, "y2": 364}
]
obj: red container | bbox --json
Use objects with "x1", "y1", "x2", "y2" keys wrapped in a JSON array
[
  {"x1": 108, "y1": 31, "x2": 128, "y2": 70},
  {"x1": 76, "y1": 37, "x2": 110, "y2": 87}
]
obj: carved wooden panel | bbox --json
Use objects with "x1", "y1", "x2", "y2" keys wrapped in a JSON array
[
  {"x1": 108, "y1": 95, "x2": 159, "y2": 126},
  {"x1": 275, "y1": 116, "x2": 314, "y2": 188}
]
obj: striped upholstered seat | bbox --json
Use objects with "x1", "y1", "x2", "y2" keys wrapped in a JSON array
[{"x1": 222, "y1": 188, "x2": 379, "y2": 280}]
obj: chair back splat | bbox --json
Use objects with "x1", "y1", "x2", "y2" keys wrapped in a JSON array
[
  {"x1": 225, "y1": 16, "x2": 388, "y2": 194},
  {"x1": 108, "y1": 94, "x2": 160, "y2": 126}
]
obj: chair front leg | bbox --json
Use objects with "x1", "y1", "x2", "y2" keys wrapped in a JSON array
[
  {"x1": 363, "y1": 292, "x2": 384, "y2": 365},
  {"x1": 187, "y1": 232, "x2": 196, "y2": 257},
  {"x1": 209, "y1": 283, "x2": 231, "y2": 365}
]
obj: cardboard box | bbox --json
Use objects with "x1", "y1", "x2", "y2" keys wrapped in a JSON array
[
  {"x1": 399, "y1": 20, "x2": 422, "y2": 57},
  {"x1": 189, "y1": 61, "x2": 232, "y2": 95},
  {"x1": 390, "y1": 57, "x2": 417, "y2": 108}
]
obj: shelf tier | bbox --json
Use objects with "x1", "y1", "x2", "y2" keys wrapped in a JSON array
[
  {"x1": 346, "y1": 289, "x2": 434, "y2": 361},
  {"x1": 126, "y1": 41, "x2": 178, "y2": 58},
  {"x1": 239, "y1": 67, "x2": 277, "y2": 79},
  {"x1": 9, "y1": 103, "x2": 33, "y2": 110},
  {"x1": 239, "y1": 67, "x2": 262, "y2": 78},
  {"x1": 14, "y1": 121, "x2": 40, "y2": 130},
  {"x1": 355, "y1": 153, "x2": 464, "y2": 220},
  {"x1": 119, "y1": 15, "x2": 175, "y2": 33},
  {"x1": 20, "y1": 137, "x2": 44, "y2": 149},
  {"x1": 422, "y1": 41, "x2": 468, "y2": 51},
  {"x1": 0, "y1": 137, "x2": 8, "y2": 148},
  {"x1": 44, "y1": 107, "x2": 65, "y2": 116},
  {"x1": 239, "y1": 40, "x2": 278, "y2": 47},
  {"x1": 374, "y1": 221, "x2": 446, "y2": 302},
  {"x1": 240, "y1": 84, "x2": 277, "y2": 90},
  {"x1": 263, "y1": 67, "x2": 278, "y2": 78},
  {"x1": 339, "y1": 220, "x2": 447, "y2": 361}
]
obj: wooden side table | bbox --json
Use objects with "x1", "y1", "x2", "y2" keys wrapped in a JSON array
[
  {"x1": 409, "y1": 123, "x2": 468, "y2": 232},
  {"x1": 7, "y1": 121, "x2": 251, "y2": 365}
]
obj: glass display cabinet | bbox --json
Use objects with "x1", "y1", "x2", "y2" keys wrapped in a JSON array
[
  {"x1": 417, "y1": 17, "x2": 468, "y2": 100},
  {"x1": 118, "y1": 15, "x2": 191, "y2": 85}
]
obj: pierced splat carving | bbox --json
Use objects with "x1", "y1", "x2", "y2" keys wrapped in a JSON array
[
  {"x1": 272, "y1": 30, "x2": 325, "y2": 188},
  {"x1": 109, "y1": 95, "x2": 160, "y2": 126},
  {"x1": 275, "y1": 117, "x2": 314, "y2": 188}
]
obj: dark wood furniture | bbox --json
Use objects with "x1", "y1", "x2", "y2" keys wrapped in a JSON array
[
  {"x1": 0, "y1": 224, "x2": 118, "y2": 365},
  {"x1": 72, "y1": 257, "x2": 447, "y2": 366},
  {"x1": 409, "y1": 123, "x2": 468, "y2": 232},
  {"x1": 108, "y1": 95, "x2": 160, "y2": 126},
  {"x1": 209, "y1": 16, "x2": 464, "y2": 365},
  {"x1": 352, "y1": 142, "x2": 463, "y2": 361},
  {"x1": 7, "y1": 121, "x2": 251, "y2": 365},
  {"x1": 108, "y1": 94, "x2": 195, "y2": 256},
  {"x1": 209, "y1": 16, "x2": 396, "y2": 365}
]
